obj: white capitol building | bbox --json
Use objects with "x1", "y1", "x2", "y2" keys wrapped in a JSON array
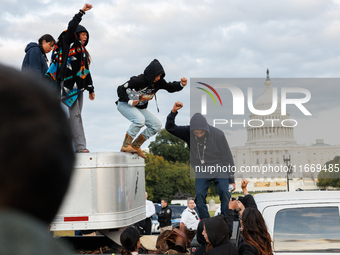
[{"x1": 231, "y1": 71, "x2": 340, "y2": 192}]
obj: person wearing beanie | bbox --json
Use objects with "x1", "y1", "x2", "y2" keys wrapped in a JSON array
[
  {"x1": 22, "y1": 34, "x2": 55, "y2": 78},
  {"x1": 117, "y1": 59, "x2": 187, "y2": 159},
  {"x1": 47, "y1": 4, "x2": 94, "y2": 153}
]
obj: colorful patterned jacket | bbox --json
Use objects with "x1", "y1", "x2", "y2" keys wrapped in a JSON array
[{"x1": 46, "y1": 11, "x2": 94, "y2": 98}]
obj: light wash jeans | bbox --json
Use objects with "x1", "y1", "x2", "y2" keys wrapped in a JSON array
[{"x1": 117, "y1": 101, "x2": 162, "y2": 140}]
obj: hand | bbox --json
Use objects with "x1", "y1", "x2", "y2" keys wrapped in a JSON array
[
  {"x1": 82, "y1": 3, "x2": 93, "y2": 12},
  {"x1": 132, "y1": 100, "x2": 139, "y2": 106},
  {"x1": 229, "y1": 200, "x2": 237, "y2": 210},
  {"x1": 181, "y1": 77, "x2": 187, "y2": 86},
  {"x1": 89, "y1": 92, "x2": 95, "y2": 100},
  {"x1": 241, "y1": 179, "x2": 249, "y2": 190},
  {"x1": 230, "y1": 183, "x2": 236, "y2": 192},
  {"x1": 172, "y1": 101, "x2": 183, "y2": 113}
]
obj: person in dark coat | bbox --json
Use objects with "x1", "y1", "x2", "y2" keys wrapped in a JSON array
[
  {"x1": 238, "y1": 208, "x2": 274, "y2": 255},
  {"x1": 117, "y1": 59, "x2": 187, "y2": 159},
  {"x1": 193, "y1": 219, "x2": 207, "y2": 255},
  {"x1": 47, "y1": 4, "x2": 95, "y2": 153},
  {"x1": 165, "y1": 101, "x2": 235, "y2": 219},
  {"x1": 157, "y1": 198, "x2": 172, "y2": 233},
  {"x1": 202, "y1": 215, "x2": 238, "y2": 255},
  {"x1": 22, "y1": 34, "x2": 55, "y2": 78}
]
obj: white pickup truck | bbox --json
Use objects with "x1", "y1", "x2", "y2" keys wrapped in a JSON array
[{"x1": 254, "y1": 191, "x2": 340, "y2": 255}]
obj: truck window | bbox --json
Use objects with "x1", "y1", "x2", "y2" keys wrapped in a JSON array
[{"x1": 273, "y1": 206, "x2": 340, "y2": 252}]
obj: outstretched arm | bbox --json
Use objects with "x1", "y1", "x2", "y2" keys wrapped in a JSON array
[
  {"x1": 159, "y1": 77, "x2": 187, "y2": 93},
  {"x1": 165, "y1": 102, "x2": 190, "y2": 145},
  {"x1": 241, "y1": 179, "x2": 249, "y2": 195}
]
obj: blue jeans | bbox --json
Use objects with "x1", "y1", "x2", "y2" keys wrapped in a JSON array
[
  {"x1": 194, "y1": 178, "x2": 231, "y2": 220},
  {"x1": 117, "y1": 101, "x2": 162, "y2": 140}
]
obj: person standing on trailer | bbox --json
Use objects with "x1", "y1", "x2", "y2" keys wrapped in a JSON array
[{"x1": 46, "y1": 4, "x2": 95, "y2": 153}]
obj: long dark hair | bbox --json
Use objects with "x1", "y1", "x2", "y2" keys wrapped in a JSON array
[
  {"x1": 84, "y1": 48, "x2": 91, "y2": 66},
  {"x1": 120, "y1": 226, "x2": 140, "y2": 255},
  {"x1": 38, "y1": 34, "x2": 55, "y2": 62},
  {"x1": 241, "y1": 207, "x2": 274, "y2": 255}
]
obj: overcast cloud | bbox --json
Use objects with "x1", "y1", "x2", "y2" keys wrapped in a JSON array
[{"x1": 1, "y1": 0, "x2": 340, "y2": 152}]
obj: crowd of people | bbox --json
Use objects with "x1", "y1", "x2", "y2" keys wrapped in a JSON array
[
  {"x1": 16, "y1": 3, "x2": 275, "y2": 255},
  {"x1": 121, "y1": 179, "x2": 274, "y2": 255}
]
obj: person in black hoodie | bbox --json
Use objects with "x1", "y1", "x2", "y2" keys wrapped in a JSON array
[
  {"x1": 22, "y1": 34, "x2": 55, "y2": 78},
  {"x1": 201, "y1": 215, "x2": 238, "y2": 255},
  {"x1": 117, "y1": 59, "x2": 187, "y2": 159},
  {"x1": 165, "y1": 101, "x2": 235, "y2": 219},
  {"x1": 47, "y1": 4, "x2": 95, "y2": 153}
]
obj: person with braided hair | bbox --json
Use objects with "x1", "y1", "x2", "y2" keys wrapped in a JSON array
[
  {"x1": 22, "y1": 34, "x2": 55, "y2": 78},
  {"x1": 238, "y1": 207, "x2": 274, "y2": 255}
]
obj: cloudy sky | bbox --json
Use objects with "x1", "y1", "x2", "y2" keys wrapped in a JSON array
[{"x1": 1, "y1": 0, "x2": 340, "y2": 152}]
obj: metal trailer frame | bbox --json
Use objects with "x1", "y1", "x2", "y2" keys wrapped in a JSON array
[{"x1": 50, "y1": 152, "x2": 146, "y2": 238}]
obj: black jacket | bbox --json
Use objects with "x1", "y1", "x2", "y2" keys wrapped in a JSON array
[
  {"x1": 117, "y1": 59, "x2": 183, "y2": 109},
  {"x1": 157, "y1": 205, "x2": 172, "y2": 227},
  {"x1": 238, "y1": 242, "x2": 259, "y2": 255},
  {"x1": 165, "y1": 111, "x2": 235, "y2": 182},
  {"x1": 204, "y1": 215, "x2": 238, "y2": 255},
  {"x1": 165, "y1": 111, "x2": 190, "y2": 147},
  {"x1": 22, "y1": 42, "x2": 48, "y2": 78},
  {"x1": 190, "y1": 113, "x2": 235, "y2": 180}
]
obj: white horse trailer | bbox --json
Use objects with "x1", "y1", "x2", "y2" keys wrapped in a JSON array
[{"x1": 50, "y1": 152, "x2": 145, "y2": 244}]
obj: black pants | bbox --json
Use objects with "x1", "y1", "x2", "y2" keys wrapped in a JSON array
[{"x1": 144, "y1": 217, "x2": 152, "y2": 235}]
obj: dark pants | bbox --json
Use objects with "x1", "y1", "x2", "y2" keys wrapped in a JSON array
[
  {"x1": 144, "y1": 217, "x2": 152, "y2": 235},
  {"x1": 195, "y1": 177, "x2": 230, "y2": 219}
]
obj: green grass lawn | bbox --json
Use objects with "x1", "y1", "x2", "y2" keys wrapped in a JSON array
[
  {"x1": 206, "y1": 191, "x2": 266, "y2": 203},
  {"x1": 205, "y1": 191, "x2": 270, "y2": 216}
]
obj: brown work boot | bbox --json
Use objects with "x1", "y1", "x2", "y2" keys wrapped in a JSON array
[
  {"x1": 121, "y1": 133, "x2": 137, "y2": 153},
  {"x1": 131, "y1": 134, "x2": 146, "y2": 159}
]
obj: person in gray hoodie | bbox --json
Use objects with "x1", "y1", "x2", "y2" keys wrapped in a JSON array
[{"x1": 22, "y1": 34, "x2": 55, "y2": 78}]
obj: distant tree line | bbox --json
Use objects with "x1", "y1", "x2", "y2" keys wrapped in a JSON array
[{"x1": 317, "y1": 156, "x2": 340, "y2": 188}]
